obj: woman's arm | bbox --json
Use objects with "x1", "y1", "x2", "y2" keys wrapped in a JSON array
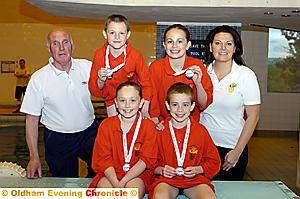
[{"x1": 223, "y1": 104, "x2": 260, "y2": 171}]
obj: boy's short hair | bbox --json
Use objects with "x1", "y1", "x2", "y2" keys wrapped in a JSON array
[
  {"x1": 116, "y1": 81, "x2": 142, "y2": 98},
  {"x1": 104, "y1": 14, "x2": 130, "y2": 32},
  {"x1": 166, "y1": 82, "x2": 194, "y2": 104}
]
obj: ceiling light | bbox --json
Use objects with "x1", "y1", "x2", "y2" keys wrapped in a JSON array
[
  {"x1": 281, "y1": 14, "x2": 291, "y2": 17},
  {"x1": 291, "y1": 10, "x2": 299, "y2": 13},
  {"x1": 264, "y1": 12, "x2": 273, "y2": 15}
]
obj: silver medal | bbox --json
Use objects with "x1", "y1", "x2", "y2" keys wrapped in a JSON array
[
  {"x1": 185, "y1": 69, "x2": 194, "y2": 79},
  {"x1": 123, "y1": 163, "x2": 130, "y2": 172},
  {"x1": 106, "y1": 69, "x2": 113, "y2": 78},
  {"x1": 176, "y1": 167, "x2": 184, "y2": 176}
]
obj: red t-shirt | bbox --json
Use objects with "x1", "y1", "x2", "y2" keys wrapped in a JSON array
[
  {"x1": 89, "y1": 42, "x2": 153, "y2": 106},
  {"x1": 149, "y1": 55, "x2": 213, "y2": 121},
  {"x1": 90, "y1": 115, "x2": 158, "y2": 190},
  {"x1": 149, "y1": 117, "x2": 221, "y2": 196}
]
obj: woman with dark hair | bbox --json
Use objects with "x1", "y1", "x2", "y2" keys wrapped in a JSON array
[{"x1": 200, "y1": 25, "x2": 261, "y2": 180}]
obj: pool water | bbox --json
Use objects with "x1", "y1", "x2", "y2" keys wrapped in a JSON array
[{"x1": 0, "y1": 125, "x2": 49, "y2": 176}]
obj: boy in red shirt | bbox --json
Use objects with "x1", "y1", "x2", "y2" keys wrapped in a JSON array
[
  {"x1": 149, "y1": 24, "x2": 213, "y2": 123},
  {"x1": 90, "y1": 82, "x2": 157, "y2": 199},
  {"x1": 89, "y1": 14, "x2": 153, "y2": 117},
  {"x1": 150, "y1": 82, "x2": 220, "y2": 199}
]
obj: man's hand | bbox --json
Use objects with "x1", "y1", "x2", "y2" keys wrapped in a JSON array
[{"x1": 26, "y1": 158, "x2": 42, "y2": 179}]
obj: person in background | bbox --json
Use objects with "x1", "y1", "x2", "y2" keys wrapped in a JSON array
[
  {"x1": 90, "y1": 82, "x2": 157, "y2": 199},
  {"x1": 200, "y1": 25, "x2": 261, "y2": 180},
  {"x1": 13, "y1": 59, "x2": 30, "y2": 113},
  {"x1": 149, "y1": 24, "x2": 213, "y2": 125},
  {"x1": 89, "y1": 14, "x2": 153, "y2": 118},
  {"x1": 150, "y1": 82, "x2": 220, "y2": 199},
  {"x1": 21, "y1": 29, "x2": 98, "y2": 178}
]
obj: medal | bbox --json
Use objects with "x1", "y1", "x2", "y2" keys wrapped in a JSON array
[
  {"x1": 106, "y1": 69, "x2": 113, "y2": 78},
  {"x1": 175, "y1": 167, "x2": 184, "y2": 176},
  {"x1": 123, "y1": 163, "x2": 130, "y2": 172},
  {"x1": 122, "y1": 113, "x2": 142, "y2": 172},
  {"x1": 105, "y1": 45, "x2": 127, "y2": 78},
  {"x1": 173, "y1": 67, "x2": 194, "y2": 79},
  {"x1": 169, "y1": 119, "x2": 191, "y2": 176},
  {"x1": 185, "y1": 69, "x2": 194, "y2": 79}
]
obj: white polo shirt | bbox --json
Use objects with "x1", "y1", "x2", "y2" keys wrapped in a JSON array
[
  {"x1": 200, "y1": 61, "x2": 261, "y2": 149},
  {"x1": 21, "y1": 58, "x2": 95, "y2": 133}
]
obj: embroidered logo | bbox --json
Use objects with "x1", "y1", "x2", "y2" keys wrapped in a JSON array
[
  {"x1": 228, "y1": 83, "x2": 237, "y2": 93},
  {"x1": 81, "y1": 81, "x2": 87, "y2": 85},
  {"x1": 189, "y1": 145, "x2": 199, "y2": 160},
  {"x1": 127, "y1": 72, "x2": 135, "y2": 80},
  {"x1": 134, "y1": 142, "x2": 142, "y2": 156}
]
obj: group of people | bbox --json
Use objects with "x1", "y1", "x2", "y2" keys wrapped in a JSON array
[{"x1": 20, "y1": 14, "x2": 261, "y2": 199}]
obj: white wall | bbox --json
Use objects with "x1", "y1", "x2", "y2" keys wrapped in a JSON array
[{"x1": 242, "y1": 30, "x2": 300, "y2": 131}]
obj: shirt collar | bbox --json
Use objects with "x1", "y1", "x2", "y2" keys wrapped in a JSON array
[
  {"x1": 115, "y1": 112, "x2": 141, "y2": 134},
  {"x1": 163, "y1": 55, "x2": 189, "y2": 75},
  {"x1": 207, "y1": 60, "x2": 239, "y2": 75},
  {"x1": 48, "y1": 57, "x2": 75, "y2": 76}
]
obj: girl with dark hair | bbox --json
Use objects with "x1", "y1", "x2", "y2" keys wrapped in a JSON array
[
  {"x1": 200, "y1": 25, "x2": 261, "y2": 180},
  {"x1": 149, "y1": 24, "x2": 213, "y2": 125}
]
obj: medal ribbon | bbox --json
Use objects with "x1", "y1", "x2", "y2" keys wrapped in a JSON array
[
  {"x1": 122, "y1": 112, "x2": 142, "y2": 164},
  {"x1": 173, "y1": 67, "x2": 194, "y2": 77},
  {"x1": 169, "y1": 119, "x2": 191, "y2": 168},
  {"x1": 105, "y1": 44, "x2": 127, "y2": 77}
]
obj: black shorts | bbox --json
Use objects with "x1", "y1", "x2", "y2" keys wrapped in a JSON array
[{"x1": 15, "y1": 86, "x2": 27, "y2": 100}]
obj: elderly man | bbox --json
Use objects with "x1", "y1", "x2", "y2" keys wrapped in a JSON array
[{"x1": 21, "y1": 29, "x2": 98, "y2": 178}]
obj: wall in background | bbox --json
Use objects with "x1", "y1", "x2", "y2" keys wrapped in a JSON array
[{"x1": 242, "y1": 29, "x2": 300, "y2": 131}]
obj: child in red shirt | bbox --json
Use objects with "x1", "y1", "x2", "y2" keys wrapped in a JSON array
[
  {"x1": 90, "y1": 82, "x2": 157, "y2": 199},
  {"x1": 89, "y1": 14, "x2": 153, "y2": 117},
  {"x1": 150, "y1": 82, "x2": 220, "y2": 199},
  {"x1": 149, "y1": 24, "x2": 213, "y2": 123}
]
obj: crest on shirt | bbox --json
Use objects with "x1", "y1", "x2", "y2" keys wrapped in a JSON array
[
  {"x1": 134, "y1": 142, "x2": 142, "y2": 156},
  {"x1": 189, "y1": 145, "x2": 199, "y2": 160},
  {"x1": 127, "y1": 72, "x2": 135, "y2": 80},
  {"x1": 228, "y1": 82, "x2": 237, "y2": 93}
]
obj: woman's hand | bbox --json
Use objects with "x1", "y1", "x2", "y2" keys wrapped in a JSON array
[{"x1": 223, "y1": 148, "x2": 242, "y2": 171}]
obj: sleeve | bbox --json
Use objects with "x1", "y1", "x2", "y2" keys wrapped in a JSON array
[
  {"x1": 148, "y1": 62, "x2": 161, "y2": 118},
  {"x1": 135, "y1": 51, "x2": 153, "y2": 101},
  {"x1": 156, "y1": 132, "x2": 164, "y2": 167},
  {"x1": 241, "y1": 69, "x2": 261, "y2": 105},
  {"x1": 139, "y1": 120, "x2": 158, "y2": 169},
  {"x1": 92, "y1": 121, "x2": 114, "y2": 173},
  {"x1": 88, "y1": 49, "x2": 109, "y2": 99},
  {"x1": 199, "y1": 126, "x2": 221, "y2": 179},
  {"x1": 20, "y1": 75, "x2": 43, "y2": 116},
  {"x1": 199, "y1": 62, "x2": 213, "y2": 111}
]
